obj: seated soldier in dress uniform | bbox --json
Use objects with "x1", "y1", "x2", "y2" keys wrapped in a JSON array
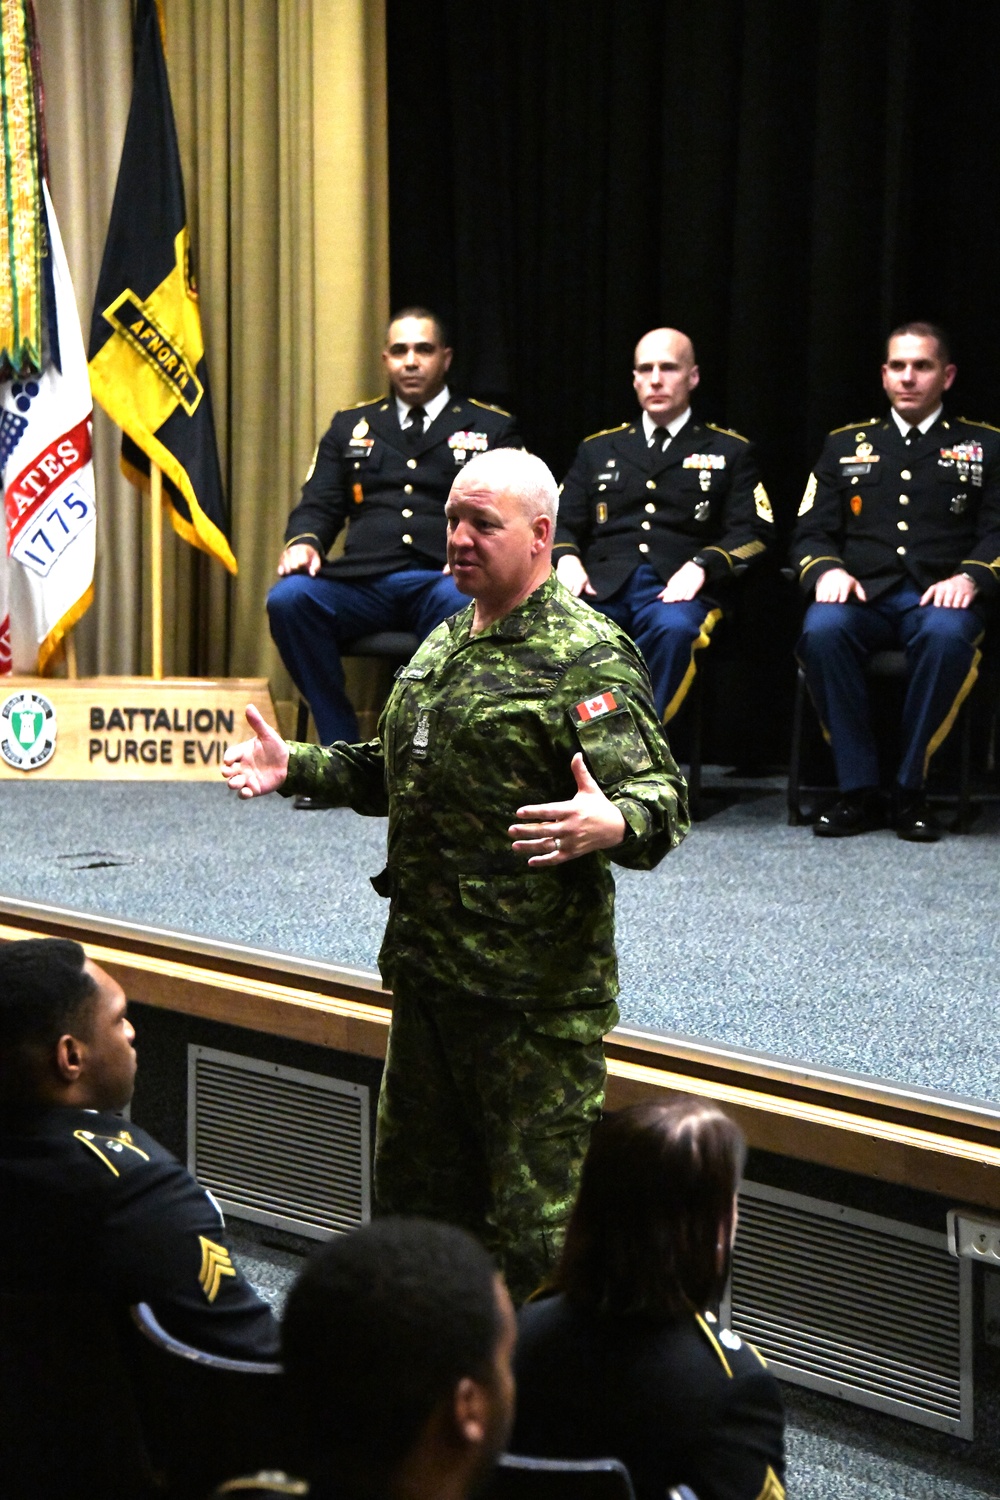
[
  {"x1": 216, "y1": 1218, "x2": 517, "y2": 1500},
  {"x1": 554, "y1": 327, "x2": 774, "y2": 723},
  {"x1": 0, "y1": 937, "x2": 277, "y2": 1358},
  {"x1": 267, "y1": 307, "x2": 520, "y2": 755},
  {"x1": 791, "y1": 322, "x2": 1000, "y2": 841}
]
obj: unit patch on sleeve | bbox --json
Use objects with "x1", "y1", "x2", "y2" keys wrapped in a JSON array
[{"x1": 573, "y1": 692, "x2": 618, "y2": 722}]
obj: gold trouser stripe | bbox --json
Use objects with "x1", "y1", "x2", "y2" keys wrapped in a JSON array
[
  {"x1": 664, "y1": 607, "x2": 722, "y2": 723},
  {"x1": 923, "y1": 642, "x2": 982, "y2": 779}
]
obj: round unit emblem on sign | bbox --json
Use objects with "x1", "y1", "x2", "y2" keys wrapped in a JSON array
[{"x1": 0, "y1": 689, "x2": 57, "y2": 770}]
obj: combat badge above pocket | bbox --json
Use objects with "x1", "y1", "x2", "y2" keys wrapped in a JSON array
[{"x1": 570, "y1": 691, "x2": 653, "y2": 781}]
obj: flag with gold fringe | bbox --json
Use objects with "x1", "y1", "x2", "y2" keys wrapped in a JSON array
[
  {"x1": 87, "y1": 0, "x2": 236, "y2": 575},
  {"x1": 0, "y1": 2, "x2": 96, "y2": 675}
]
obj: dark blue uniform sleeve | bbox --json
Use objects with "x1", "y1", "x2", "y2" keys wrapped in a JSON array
[{"x1": 94, "y1": 1146, "x2": 279, "y2": 1360}]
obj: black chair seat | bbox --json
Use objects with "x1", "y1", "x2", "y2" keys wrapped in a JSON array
[{"x1": 343, "y1": 630, "x2": 421, "y2": 659}]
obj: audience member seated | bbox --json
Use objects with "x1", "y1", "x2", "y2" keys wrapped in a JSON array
[
  {"x1": 219, "y1": 1217, "x2": 516, "y2": 1500},
  {"x1": 512, "y1": 1098, "x2": 786, "y2": 1500},
  {"x1": 0, "y1": 938, "x2": 277, "y2": 1359}
]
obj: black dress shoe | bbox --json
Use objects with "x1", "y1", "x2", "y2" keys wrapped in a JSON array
[
  {"x1": 813, "y1": 789, "x2": 883, "y2": 838},
  {"x1": 894, "y1": 792, "x2": 943, "y2": 843}
]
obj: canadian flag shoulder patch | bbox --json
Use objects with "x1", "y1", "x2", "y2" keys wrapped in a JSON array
[{"x1": 573, "y1": 691, "x2": 619, "y2": 723}]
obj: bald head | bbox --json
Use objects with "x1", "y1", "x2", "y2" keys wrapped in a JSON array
[{"x1": 633, "y1": 328, "x2": 699, "y2": 426}]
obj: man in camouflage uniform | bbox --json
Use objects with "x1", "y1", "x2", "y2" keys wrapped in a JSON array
[{"x1": 224, "y1": 448, "x2": 688, "y2": 1300}]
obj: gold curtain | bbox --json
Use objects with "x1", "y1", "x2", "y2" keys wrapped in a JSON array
[{"x1": 33, "y1": 0, "x2": 388, "y2": 715}]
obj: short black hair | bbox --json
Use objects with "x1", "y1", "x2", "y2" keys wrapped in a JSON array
[
  {"x1": 886, "y1": 321, "x2": 952, "y2": 365},
  {"x1": 282, "y1": 1217, "x2": 500, "y2": 1494},
  {"x1": 0, "y1": 939, "x2": 97, "y2": 1105},
  {"x1": 387, "y1": 306, "x2": 450, "y2": 348},
  {"x1": 554, "y1": 1098, "x2": 746, "y2": 1320}
]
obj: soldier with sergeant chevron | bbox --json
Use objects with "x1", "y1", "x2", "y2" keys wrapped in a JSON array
[
  {"x1": 792, "y1": 321, "x2": 1000, "y2": 841},
  {"x1": 555, "y1": 327, "x2": 774, "y2": 723},
  {"x1": 267, "y1": 307, "x2": 520, "y2": 756}
]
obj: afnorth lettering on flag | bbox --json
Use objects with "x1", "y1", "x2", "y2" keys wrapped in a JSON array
[
  {"x1": 87, "y1": 0, "x2": 235, "y2": 574},
  {"x1": 0, "y1": 181, "x2": 96, "y2": 672}
]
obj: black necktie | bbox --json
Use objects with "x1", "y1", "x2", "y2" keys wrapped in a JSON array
[
  {"x1": 406, "y1": 406, "x2": 427, "y2": 446},
  {"x1": 650, "y1": 426, "x2": 668, "y2": 453},
  {"x1": 905, "y1": 425, "x2": 920, "y2": 445}
]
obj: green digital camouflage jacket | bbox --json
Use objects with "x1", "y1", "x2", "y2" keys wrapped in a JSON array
[{"x1": 281, "y1": 572, "x2": 689, "y2": 1011}]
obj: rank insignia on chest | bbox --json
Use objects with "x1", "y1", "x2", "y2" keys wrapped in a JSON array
[
  {"x1": 683, "y1": 453, "x2": 726, "y2": 469},
  {"x1": 850, "y1": 494, "x2": 862, "y2": 515},
  {"x1": 448, "y1": 430, "x2": 489, "y2": 464},
  {"x1": 573, "y1": 691, "x2": 618, "y2": 722},
  {"x1": 694, "y1": 499, "x2": 711, "y2": 521},
  {"x1": 596, "y1": 501, "x2": 608, "y2": 524},
  {"x1": 412, "y1": 709, "x2": 432, "y2": 757}
]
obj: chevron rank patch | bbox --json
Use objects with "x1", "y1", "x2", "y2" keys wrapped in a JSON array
[
  {"x1": 198, "y1": 1235, "x2": 236, "y2": 1302},
  {"x1": 573, "y1": 691, "x2": 618, "y2": 722},
  {"x1": 754, "y1": 482, "x2": 774, "y2": 522}
]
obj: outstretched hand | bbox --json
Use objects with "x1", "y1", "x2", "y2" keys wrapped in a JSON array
[
  {"x1": 509, "y1": 752, "x2": 626, "y2": 866},
  {"x1": 222, "y1": 705, "x2": 290, "y2": 799}
]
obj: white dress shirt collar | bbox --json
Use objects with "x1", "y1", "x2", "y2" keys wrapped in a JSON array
[
  {"x1": 396, "y1": 385, "x2": 451, "y2": 429},
  {"x1": 890, "y1": 404, "x2": 942, "y2": 437},
  {"x1": 642, "y1": 408, "x2": 691, "y2": 445}
]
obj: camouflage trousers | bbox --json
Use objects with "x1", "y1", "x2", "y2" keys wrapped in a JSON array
[{"x1": 374, "y1": 979, "x2": 613, "y2": 1304}]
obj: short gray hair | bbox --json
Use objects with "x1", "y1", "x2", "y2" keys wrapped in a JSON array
[{"x1": 454, "y1": 447, "x2": 559, "y2": 523}]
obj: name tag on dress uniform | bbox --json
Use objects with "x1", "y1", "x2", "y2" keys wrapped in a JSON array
[{"x1": 839, "y1": 462, "x2": 872, "y2": 476}]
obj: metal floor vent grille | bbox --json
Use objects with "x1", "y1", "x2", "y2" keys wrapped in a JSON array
[
  {"x1": 724, "y1": 1181, "x2": 971, "y2": 1436},
  {"x1": 188, "y1": 1046, "x2": 370, "y2": 1240}
]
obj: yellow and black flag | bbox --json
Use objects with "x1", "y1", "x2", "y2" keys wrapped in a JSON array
[{"x1": 87, "y1": 0, "x2": 236, "y2": 574}]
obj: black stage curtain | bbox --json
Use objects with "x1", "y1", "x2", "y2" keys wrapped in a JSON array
[{"x1": 386, "y1": 0, "x2": 1000, "y2": 767}]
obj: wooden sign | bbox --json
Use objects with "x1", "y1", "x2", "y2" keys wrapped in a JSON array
[{"x1": 0, "y1": 676, "x2": 276, "y2": 780}]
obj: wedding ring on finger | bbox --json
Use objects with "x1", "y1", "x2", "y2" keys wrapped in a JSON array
[{"x1": 553, "y1": 836, "x2": 561, "y2": 850}]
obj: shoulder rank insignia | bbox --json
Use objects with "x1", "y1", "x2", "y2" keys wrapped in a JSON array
[
  {"x1": 695, "y1": 1310, "x2": 733, "y2": 1376},
  {"x1": 198, "y1": 1236, "x2": 237, "y2": 1302},
  {"x1": 958, "y1": 416, "x2": 1000, "y2": 435},
  {"x1": 754, "y1": 482, "x2": 774, "y2": 522},
  {"x1": 74, "y1": 1128, "x2": 150, "y2": 1177},
  {"x1": 705, "y1": 422, "x2": 749, "y2": 443},
  {"x1": 468, "y1": 397, "x2": 513, "y2": 418},
  {"x1": 582, "y1": 422, "x2": 629, "y2": 443},
  {"x1": 573, "y1": 691, "x2": 618, "y2": 722},
  {"x1": 828, "y1": 418, "x2": 878, "y2": 435}
]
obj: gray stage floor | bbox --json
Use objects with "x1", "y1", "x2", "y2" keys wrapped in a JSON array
[{"x1": 2, "y1": 777, "x2": 999, "y2": 1104}]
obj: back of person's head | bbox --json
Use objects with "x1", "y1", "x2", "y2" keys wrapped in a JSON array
[
  {"x1": 0, "y1": 938, "x2": 96, "y2": 1106},
  {"x1": 282, "y1": 1217, "x2": 513, "y2": 1500},
  {"x1": 554, "y1": 1098, "x2": 746, "y2": 1320}
]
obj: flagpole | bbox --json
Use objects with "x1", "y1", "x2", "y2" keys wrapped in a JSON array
[
  {"x1": 150, "y1": 460, "x2": 164, "y2": 679},
  {"x1": 65, "y1": 632, "x2": 78, "y2": 679}
]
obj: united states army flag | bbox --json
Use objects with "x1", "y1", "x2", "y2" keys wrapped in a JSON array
[
  {"x1": 0, "y1": 181, "x2": 96, "y2": 674},
  {"x1": 87, "y1": 0, "x2": 235, "y2": 575}
]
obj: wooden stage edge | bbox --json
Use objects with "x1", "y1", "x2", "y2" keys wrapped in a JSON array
[{"x1": 3, "y1": 895, "x2": 1000, "y2": 1210}]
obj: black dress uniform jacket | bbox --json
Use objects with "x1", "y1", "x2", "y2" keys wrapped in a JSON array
[
  {"x1": 514, "y1": 1294, "x2": 785, "y2": 1500},
  {"x1": 554, "y1": 418, "x2": 773, "y2": 601},
  {"x1": 284, "y1": 395, "x2": 521, "y2": 576},
  {"x1": 0, "y1": 1105, "x2": 278, "y2": 1359},
  {"x1": 791, "y1": 413, "x2": 1000, "y2": 601}
]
